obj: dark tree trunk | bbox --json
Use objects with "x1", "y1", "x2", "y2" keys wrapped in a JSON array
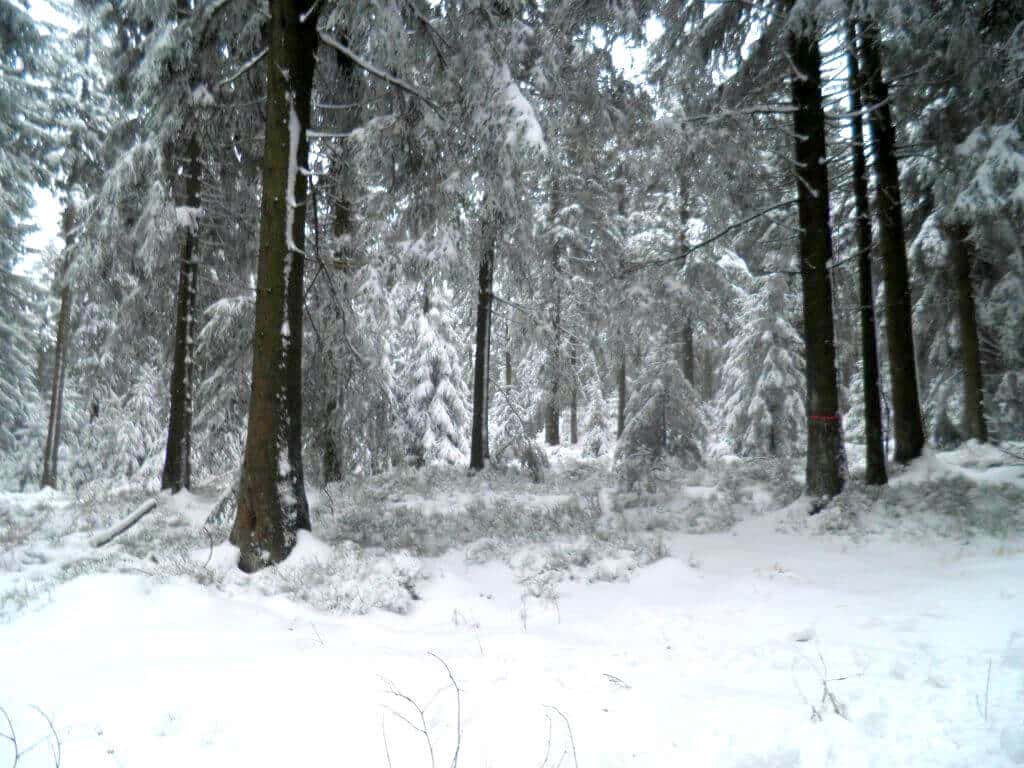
[
  {"x1": 321, "y1": 41, "x2": 360, "y2": 485},
  {"x1": 470, "y1": 217, "x2": 496, "y2": 470},
  {"x1": 682, "y1": 320, "x2": 695, "y2": 385},
  {"x1": 948, "y1": 223, "x2": 988, "y2": 442},
  {"x1": 788, "y1": 12, "x2": 846, "y2": 498},
  {"x1": 505, "y1": 318, "x2": 513, "y2": 387},
  {"x1": 231, "y1": 0, "x2": 318, "y2": 572},
  {"x1": 859, "y1": 19, "x2": 926, "y2": 463},
  {"x1": 846, "y1": 24, "x2": 888, "y2": 485},
  {"x1": 617, "y1": 353, "x2": 626, "y2": 438},
  {"x1": 569, "y1": 341, "x2": 578, "y2": 444},
  {"x1": 41, "y1": 211, "x2": 73, "y2": 490},
  {"x1": 701, "y1": 345, "x2": 714, "y2": 402},
  {"x1": 483, "y1": 297, "x2": 493, "y2": 459},
  {"x1": 161, "y1": 134, "x2": 202, "y2": 492},
  {"x1": 545, "y1": 179, "x2": 561, "y2": 446}
]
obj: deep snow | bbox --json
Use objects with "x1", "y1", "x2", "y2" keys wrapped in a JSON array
[{"x1": 2, "y1": 445, "x2": 1023, "y2": 767}]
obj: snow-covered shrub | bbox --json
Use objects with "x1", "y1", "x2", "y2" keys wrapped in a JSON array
[
  {"x1": 993, "y1": 371, "x2": 1024, "y2": 440},
  {"x1": 616, "y1": 345, "x2": 705, "y2": 489},
  {"x1": 580, "y1": 377, "x2": 613, "y2": 458},
  {"x1": 491, "y1": 376, "x2": 549, "y2": 482},
  {"x1": 263, "y1": 542, "x2": 422, "y2": 614},
  {"x1": 403, "y1": 293, "x2": 469, "y2": 466},
  {"x1": 719, "y1": 271, "x2": 806, "y2": 457}
]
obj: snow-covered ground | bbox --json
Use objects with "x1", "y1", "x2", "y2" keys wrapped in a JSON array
[{"x1": 2, "y1": 445, "x2": 1024, "y2": 767}]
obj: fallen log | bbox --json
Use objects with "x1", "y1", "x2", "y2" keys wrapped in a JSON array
[{"x1": 90, "y1": 498, "x2": 159, "y2": 547}]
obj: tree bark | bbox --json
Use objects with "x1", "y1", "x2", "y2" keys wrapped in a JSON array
[
  {"x1": 846, "y1": 23, "x2": 887, "y2": 485},
  {"x1": 569, "y1": 341, "x2": 578, "y2": 444},
  {"x1": 231, "y1": 0, "x2": 318, "y2": 572},
  {"x1": 321, "y1": 40, "x2": 360, "y2": 484},
  {"x1": 682, "y1": 320, "x2": 695, "y2": 385},
  {"x1": 484, "y1": 297, "x2": 492, "y2": 459},
  {"x1": 41, "y1": 207, "x2": 74, "y2": 489},
  {"x1": 470, "y1": 217, "x2": 496, "y2": 470},
  {"x1": 545, "y1": 178, "x2": 562, "y2": 446},
  {"x1": 947, "y1": 222, "x2": 988, "y2": 442},
  {"x1": 617, "y1": 353, "x2": 626, "y2": 438},
  {"x1": 161, "y1": 134, "x2": 201, "y2": 492},
  {"x1": 788, "y1": 12, "x2": 846, "y2": 498},
  {"x1": 859, "y1": 19, "x2": 926, "y2": 463},
  {"x1": 505, "y1": 318, "x2": 513, "y2": 387}
]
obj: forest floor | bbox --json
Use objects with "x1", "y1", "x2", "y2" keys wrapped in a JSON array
[{"x1": 2, "y1": 443, "x2": 1024, "y2": 767}]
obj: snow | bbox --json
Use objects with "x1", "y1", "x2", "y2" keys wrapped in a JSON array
[
  {"x1": 284, "y1": 101, "x2": 302, "y2": 260},
  {"x1": 174, "y1": 205, "x2": 203, "y2": 231},
  {"x1": 2, "y1": 450, "x2": 1024, "y2": 766}
]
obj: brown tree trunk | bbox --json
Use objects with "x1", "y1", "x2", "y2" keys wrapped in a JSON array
[
  {"x1": 788, "y1": 11, "x2": 846, "y2": 498},
  {"x1": 470, "y1": 217, "x2": 496, "y2": 470},
  {"x1": 161, "y1": 134, "x2": 202, "y2": 492},
  {"x1": 231, "y1": 0, "x2": 318, "y2": 572},
  {"x1": 846, "y1": 23, "x2": 887, "y2": 485},
  {"x1": 859, "y1": 19, "x2": 925, "y2": 463},
  {"x1": 41, "y1": 207, "x2": 74, "y2": 489},
  {"x1": 948, "y1": 222, "x2": 988, "y2": 442}
]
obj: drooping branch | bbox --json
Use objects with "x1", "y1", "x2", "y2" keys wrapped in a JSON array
[{"x1": 318, "y1": 33, "x2": 441, "y2": 114}]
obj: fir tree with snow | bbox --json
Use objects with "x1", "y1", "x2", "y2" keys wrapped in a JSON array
[
  {"x1": 405, "y1": 290, "x2": 470, "y2": 467},
  {"x1": 719, "y1": 271, "x2": 806, "y2": 458},
  {"x1": 580, "y1": 370, "x2": 613, "y2": 458},
  {"x1": 616, "y1": 341, "x2": 705, "y2": 489}
]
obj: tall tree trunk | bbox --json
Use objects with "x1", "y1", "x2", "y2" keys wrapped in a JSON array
[
  {"x1": 505, "y1": 318, "x2": 513, "y2": 387},
  {"x1": 682, "y1": 320, "x2": 695, "y2": 385},
  {"x1": 231, "y1": 0, "x2": 318, "y2": 572},
  {"x1": 321, "y1": 41, "x2": 360, "y2": 484},
  {"x1": 161, "y1": 134, "x2": 201, "y2": 492},
  {"x1": 701, "y1": 345, "x2": 714, "y2": 401},
  {"x1": 859, "y1": 19, "x2": 926, "y2": 463},
  {"x1": 569, "y1": 341, "x2": 578, "y2": 444},
  {"x1": 545, "y1": 179, "x2": 561, "y2": 446},
  {"x1": 846, "y1": 23, "x2": 887, "y2": 485},
  {"x1": 948, "y1": 222, "x2": 988, "y2": 442},
  {"x1": 484, "y1": 298, "x2": 492, "y2": 459},
  {"x1": 41, "y1": 210, "x2": 73, "y2": 489},
  {"x1": 470, "y1": 217, "x2": 496, "y2": 470},
  {"x1": 788, "y1": 11, "x2": 846, "y2": 498},
  {"x1": 616, "y1": 353, "x2": 626, "y2": 438}
]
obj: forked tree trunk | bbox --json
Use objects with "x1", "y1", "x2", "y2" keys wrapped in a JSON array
[
  {"x1": 470, "y1": 217, "x2": 496, "y2": 470},
  {"x1": 859, "y1": 19, "x2": 926, "y2": 463},
  {"x1": 41, "y1": 211, "x2": 73, "y2": 489},
  {"x1": 788, "y1": 11, "x2": 846, "y2": 499},
  {"x1": 161, "y1": 134, "x2": 202, "y2": 492},
  {"x1": 947, "y1": 222, "x2": 988, "y2": 442},
  {"x1": 231, "y1": 0, "x2": 318, "y2": 572},
  {"x1": 846, "y1": 23, "x2": 887, "y2": 485}
]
